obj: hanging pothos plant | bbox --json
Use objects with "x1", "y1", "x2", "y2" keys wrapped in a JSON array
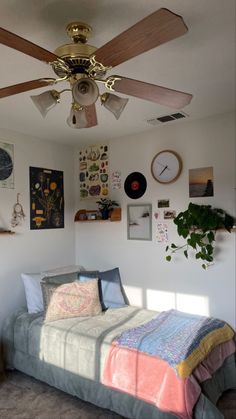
[{"x1": 165, "y1": 203, "x2": 234, "y2": 269}]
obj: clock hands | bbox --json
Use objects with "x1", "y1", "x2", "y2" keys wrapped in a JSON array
[{"x1": 159, "y1": 165, "x2": 169, "y2": 176}]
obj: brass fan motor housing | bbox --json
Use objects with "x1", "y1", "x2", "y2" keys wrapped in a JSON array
[
  {"x1": 52, "y1": 22, "x2": 99, "y2": 78},
  {"x1": 53, "y1": 43, "x2": 97, "y2": 77},
  {"x1": 54, "y1": 42, "x2": 97, "y2": 59},
  {"x1": 66, "y1": 22, "x2": 92, "y2": 44}
]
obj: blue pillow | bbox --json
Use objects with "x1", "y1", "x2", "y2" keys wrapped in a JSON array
[
  {"x1": 99, "y1": 268, "x2": 128, "y2": 309},
  {"x1": 78, "y1": 271, "x2": 99, "y2": 281},
  {"x1": 78, "y1": 268, "x2": 128, "y2": 309},
  {"x1": 78, "y1": 271, "x2": 105, "y2": 309}
]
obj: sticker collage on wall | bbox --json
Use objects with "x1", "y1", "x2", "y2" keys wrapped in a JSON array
[
  {"x1": 79, "y1": 143, "x2": 109, "y2": 199},
  {"x1": 30, "y1": 167, "x2": 64, "y2": 230}
]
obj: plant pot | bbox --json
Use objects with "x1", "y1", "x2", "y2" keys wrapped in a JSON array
[{"x1": 101, "y1": 209, "x2": 109, "y2": 220}]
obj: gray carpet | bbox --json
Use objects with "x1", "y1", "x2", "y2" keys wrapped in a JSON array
[
  {"x1": 0, "y1": 371, "x2": 125, "y2": 419},
  {"x1": 0, "y1": 370, "x2": 235, "y2": 419}
]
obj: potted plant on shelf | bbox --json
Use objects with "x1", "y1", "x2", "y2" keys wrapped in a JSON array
[
  {"x1": 165, "y1": 202, "x2": 234, "y2": 269},
  {"x1": 96, "y1": 198, "x2": 119, "y2": 220}
]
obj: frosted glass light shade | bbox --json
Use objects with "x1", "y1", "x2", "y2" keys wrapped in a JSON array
[
  {"x1": 101, "y1": 93, "x2": 129, "y2": 119},
  {"x1": 72, "y1": 78, "x2": 99, "y2": 107},
  {"x1": 30, "y1": 90, "x2": 59, "y2": 118},
  {"x1": 67, "y1": 107, "x2": 88, "y2": 128}
]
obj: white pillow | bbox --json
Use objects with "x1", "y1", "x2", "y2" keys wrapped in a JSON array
[
  {"x1": 21, "y1": 273, "x2": 44, "y2": 314},
  {"x1": 41, "y1": 265, "x2": 85, "y2": 278}
]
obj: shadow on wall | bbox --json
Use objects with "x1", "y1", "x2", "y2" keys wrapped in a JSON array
[{"x1": 124, "y1": 285, "x2": 210, "y2": 317}]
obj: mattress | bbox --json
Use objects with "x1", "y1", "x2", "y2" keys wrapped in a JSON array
[{"x1": 2, "y1": 306, "x2": 236, "y2": 419}]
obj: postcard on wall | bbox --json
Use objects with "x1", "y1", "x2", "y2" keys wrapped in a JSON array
[
  {"x1": 158, "y1": 199, "x2": 169, "y2": 208},
  {"x1": 164, "y1": 210, "x2": 176, "y2": 219},
  {"x1": 0, "y1": 141, "x2": 14, "y2": 189},
  {"x1": 79, "y1": 143, "x2": 109, "y2": 199},
  {"x1": 111, "y1": 171, "x2": 121, "y2": 189},
  {"x1": 30, "y1": 167, "x2": 64, "y2": 230},
  {"x1": 189, "y1": 166, "x2": 214, "y2": 197},
  {"x1": 156, "y1": 223, "x2": 169, "y2": 243}
]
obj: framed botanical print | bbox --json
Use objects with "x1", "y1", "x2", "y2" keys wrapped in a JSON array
[{"x1": 30, "y1": 167, "x2": 64, "y2": 229}]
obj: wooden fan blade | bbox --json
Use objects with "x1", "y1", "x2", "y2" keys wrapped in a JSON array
[
  {"x1": 0, "y1": 79, "x2": 54, "y2": 99},
  {"x1": 94, "y1": 8, "x2": 188, "y2": 68},
  {"x1": 85, "y1": 104, "x2": 98, "y2": 128},
  {"x1": 111, "y1": 76, "x2": 193, "y2": 109},
  {"x1": 0, "y1": 27, "x2": 58, "y2": 63}
]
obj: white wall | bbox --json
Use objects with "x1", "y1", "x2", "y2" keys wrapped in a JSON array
[
  {"x1": 0, "y1": 129, "x2": 76, "y2": 336},
  {"x1": 75, "y1": 112, "x2": 236, "y2": 328}
]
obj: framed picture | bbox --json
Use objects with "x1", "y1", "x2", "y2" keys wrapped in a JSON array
[
  {"x1": 30, "y1": 167, "x2": 64, "y2": 230},
  {"x1": 0, "y1": 141, "x2": 14, "y2": 188},
  {"x1": 127, "y1": 204, "x2": 152, "y2": 241},
  {"x1": 79, "y1": 143, "x2": 109, "y2": 199},
  {"x1": 189, "y1": 166, "x2": 214, "y2": 197}
]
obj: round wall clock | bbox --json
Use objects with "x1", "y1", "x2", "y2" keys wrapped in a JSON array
[{"x1": 151, "y1": 150, "x2": 182, "y2": 184}]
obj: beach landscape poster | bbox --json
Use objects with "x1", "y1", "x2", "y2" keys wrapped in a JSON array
[{"x1": 189, "y1": 166, "x2": 214, "y2": 197}]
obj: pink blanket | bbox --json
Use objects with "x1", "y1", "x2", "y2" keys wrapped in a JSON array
[{"x1": 103, "y1": 339, "x2": 235, "y2": 418}]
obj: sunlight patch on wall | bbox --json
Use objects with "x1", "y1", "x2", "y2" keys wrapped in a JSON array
[
  {"x1": 124, "y1": 285, "x2": 143, "y2": 307},
  {"x1": 146, "y1": 289, "x2": 176, "y2": 312},
  {"x1": 176, "y1": 293, "x2": 209, "y2": 316},
  {"x1": 146, "y1": 289, "x2": 209, "y2": 316}
]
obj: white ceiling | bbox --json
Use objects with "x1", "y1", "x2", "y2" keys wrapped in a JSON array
[{"x1": 0, "y1": 0, "x2": 235, "y2": 145}]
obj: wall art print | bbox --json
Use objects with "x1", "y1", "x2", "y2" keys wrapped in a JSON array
[
  {"x1": 127, "y1": 204, "x2": 152, "y2": 241},
  {"x1": 189, "y1": 166, "x2": 214, "y2": 197},
  {"x1": 79, "y1": 143, "x2": 109, "y2": 199},
  {"x1": 111, "y1": 171, "x2": 121, "y2": 189},
  {"x1": 0, "y1": 141, "x2": 14, "y2": 188},
  {"x1": 30, "y1": 167, "x2": 64, "y2": 230},
  {"x1": 156, "y1": 223, "x2": 169, "y2": 243}
]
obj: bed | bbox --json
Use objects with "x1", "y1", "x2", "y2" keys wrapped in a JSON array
[{"x1": 2, "y1": 267, "x2": 236, "y2": 419}]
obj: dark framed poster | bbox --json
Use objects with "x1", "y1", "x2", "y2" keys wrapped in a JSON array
[
  {"x1": 0, "y1": 141, "x2": 14, "y2": 188},
  {"x1": 30, "y1": 167, "x2": 64, "y2": 230}
]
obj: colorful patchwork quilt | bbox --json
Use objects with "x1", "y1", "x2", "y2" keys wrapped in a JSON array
[{"x1": 103, "y1": 309, "x2": 235, "y2": 419}]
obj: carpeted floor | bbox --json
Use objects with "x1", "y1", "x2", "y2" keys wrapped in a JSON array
[{"x1": 0, "y1": 370, "x2": 235, "y2": 419}]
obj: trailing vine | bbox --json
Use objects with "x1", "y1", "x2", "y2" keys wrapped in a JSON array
[{"x1": 165, "y1": 203, "x2": 234, "y2": 269}]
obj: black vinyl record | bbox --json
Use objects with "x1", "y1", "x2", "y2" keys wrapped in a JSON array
[{"x1": 124, "y1": 172, "x2": 147, "y2": 199}]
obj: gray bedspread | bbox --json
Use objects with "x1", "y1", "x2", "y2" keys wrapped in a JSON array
[{"x1": 2, "y1": 306, "x2": 236, "y2": 419}]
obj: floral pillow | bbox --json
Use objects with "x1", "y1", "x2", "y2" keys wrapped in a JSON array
[{"x1": 41, "y1": 279, "x2": 102, "y2": 322}]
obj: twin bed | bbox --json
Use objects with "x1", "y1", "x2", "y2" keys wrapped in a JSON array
[{"x1": 2, "y1": 267, "x2": 236, "y2": 419}]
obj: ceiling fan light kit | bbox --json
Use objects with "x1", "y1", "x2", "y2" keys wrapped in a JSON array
[
  {"x1": 72, "y1": 78, "x2": 99, "y2": 106},
  {"x1": 101, "y1": 92, "x2": 129, "y2": 120},
  {"x1": 30, "y1": 90, "x2": 60, "y2": 118},
  {"x1": 0, "y1": 8, "x2": 193, "y2": 129},
  {"x1": 67, "y1": 104, "x2": 88, "y2": 129}
]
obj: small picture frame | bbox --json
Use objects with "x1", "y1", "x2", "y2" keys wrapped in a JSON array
[{"x1": 127, "y1": 204, "x2": 152, "y2": 241}]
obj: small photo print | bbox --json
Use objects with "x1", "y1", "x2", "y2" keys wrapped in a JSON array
[
  {"x1": 164, "y1": 210, "x2": 176, "y2": 219},
  {"x1": 189, "y1": 167, "x2": 214, "y2": 198},
  {"x1": 158, "y1": 199, "x2": 170, "y2": 208}
]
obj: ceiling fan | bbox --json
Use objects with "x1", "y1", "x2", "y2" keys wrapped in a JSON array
[{"x1": 0, "y1": 8, "x2": 193, "y2": 129}]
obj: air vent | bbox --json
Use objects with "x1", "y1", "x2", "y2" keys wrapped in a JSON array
[{"x1": 147, "y1": 111, "x2": 188, "y2": 126}]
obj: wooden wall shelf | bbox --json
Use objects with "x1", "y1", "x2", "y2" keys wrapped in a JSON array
[
  {"x1": 74, "y1": 208, "x2": 121, "y2": 222},
  {"x1": 0, "y1": 230, "x2": 15, "y2": 235},
  {"x1": 76, "y1": 219, "x2": 117, "y2": 223}
]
